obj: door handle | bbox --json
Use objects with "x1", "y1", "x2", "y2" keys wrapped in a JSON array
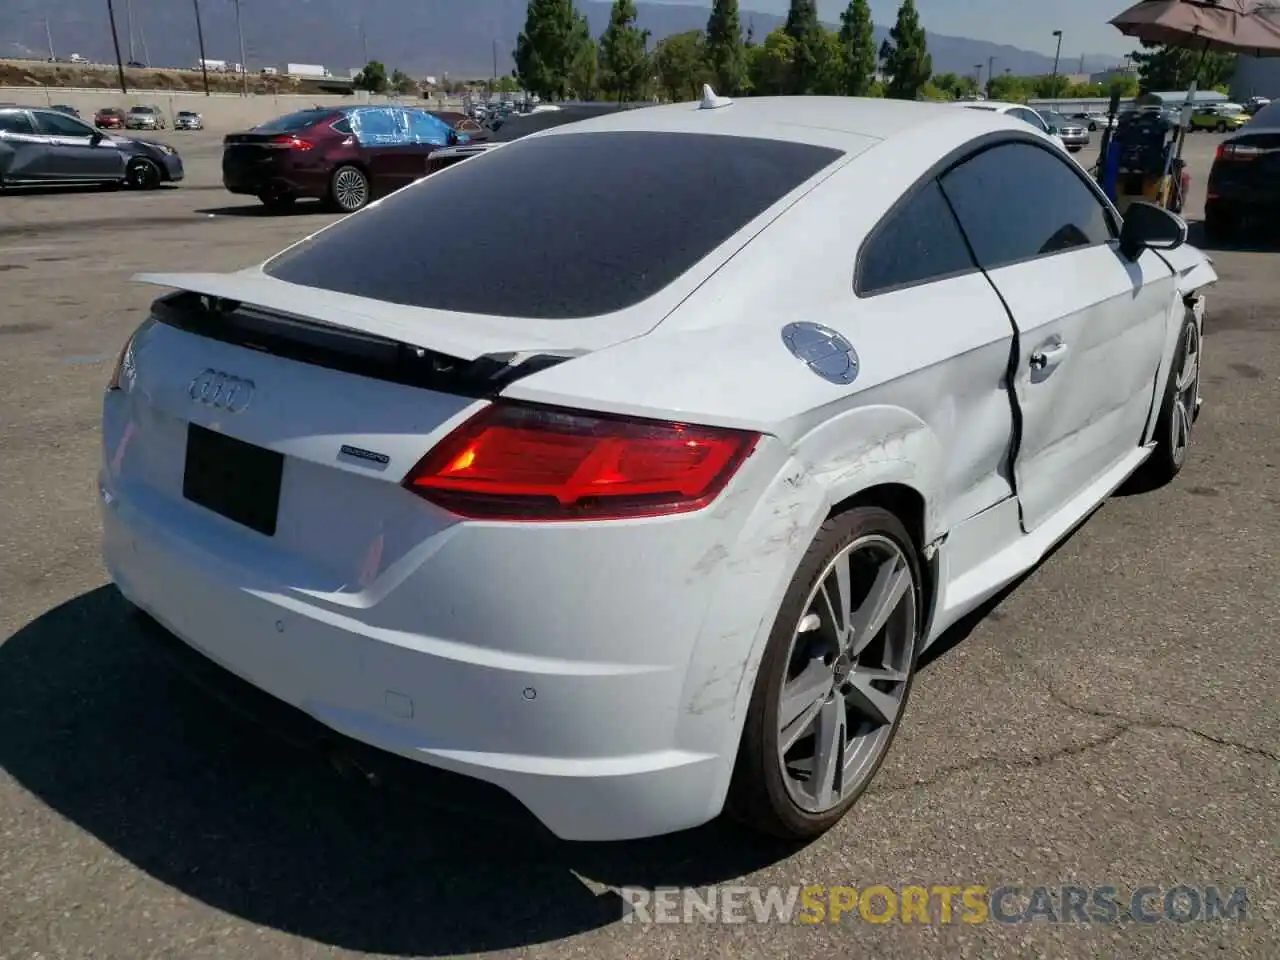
[{"x1": 1030, "y1": 342, "x2": 1069, "y2": 370}]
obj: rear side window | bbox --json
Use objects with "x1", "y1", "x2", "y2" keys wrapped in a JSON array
[
  {"x1": 331, "y1": 117, "x2": 353, "y2": 134},
  {"x1": 940, "y1": 141, "x2": 1115, "y2": 270},
  {"x1": 856, "y1": 180, "x2": 975, "y2": 296},
  {"x1": 265, "y1": 131, "x2": 843, "y2": 319},
  {"x1": 0, "y1": 111, "x2": 35, "y2": 134},
  {"x1": 253, "y1": 109, "x2": 336, "y2": 133}
]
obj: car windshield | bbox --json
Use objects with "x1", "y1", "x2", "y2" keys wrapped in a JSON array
[
  {"x1": 263, "y1": 131, "x2": 845, "y2": 320},
  {"x1": 129, "y1": 107, "x2": 153, "y2": 113},
  {"x1": 253, "y1": 108, "x2": 337, "y2": 133}
]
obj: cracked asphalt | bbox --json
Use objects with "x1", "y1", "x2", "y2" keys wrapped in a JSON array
[{"x1": 1, "y1": 130, "x2": 1277, "y2": 959}]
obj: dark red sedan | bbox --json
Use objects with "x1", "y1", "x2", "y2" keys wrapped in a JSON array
[
  {"x1": 95, "y1": 107, "x2": 125, "y2": 129},
  {"x1": 221, "y1": 105, "x2": 463, "y2": 214}
]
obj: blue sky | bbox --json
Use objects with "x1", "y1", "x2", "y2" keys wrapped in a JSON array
[{"x1": 656, "y1": 0, "x2": 1137, "y2": 57}]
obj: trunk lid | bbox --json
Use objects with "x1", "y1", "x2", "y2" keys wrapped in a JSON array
[{"x1": 110, "y1": 310, "x2": 487, "y2": 598}]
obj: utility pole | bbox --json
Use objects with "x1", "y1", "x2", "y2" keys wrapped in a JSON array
[
  {"x1": 43, "y1": 19, "x2": 55, "y2": 61},
  {"x1": 973, "y1": 63, "x2": 983, "y2": 89},
  {"x1": 125, "y1": 0, "x2": 135, "y2": 62},
  {"x1": 987, "y1": 55, "x2": 995, "y2": 95},
  {"x1": 139, "y1": 21, "x2": 150, "y2": 66},
  {"x1": 359, "y1": 13, "x2": 368, "y2": 66},
  {"x1": 106, "y1": 0, "x2": 127, "y2": 93},
  {"x1": 1050, "y1": 29, "x2": 1064, "y2": 94},
  {"x1": 492, "y1": 39, "x2": 497, "y2": 81},
  {"x1": 192, "y1": 0, "x2": 211, "y2": 96},
  {"x1": 233, "y1": 0, "x2": 248, "y2": 95}
]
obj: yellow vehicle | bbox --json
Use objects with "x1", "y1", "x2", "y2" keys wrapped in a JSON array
[{"x1": 1188, "y1": 104, "x2": 1249, "y2": 132}]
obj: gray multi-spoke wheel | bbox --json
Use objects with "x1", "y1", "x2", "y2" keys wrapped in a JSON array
[
  {"x1": 1139, "y1": 313, "x2": 1201, "y2": 486},
  {"x1": 330, "y1": 165, "x2": 370, "y2": 213},
  {"x1": 728, "y1": 506, "x2": 923, "y2": 839}
]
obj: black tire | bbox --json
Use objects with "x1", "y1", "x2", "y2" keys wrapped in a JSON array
[
  {"x1": 126, "y1": 157, "x2": 161, "y2": 190},
  {"x1": 1217, "y1": 121, "x2": 1228, "y2": 133},
  {"x1": 1068, "y1": 145, "x2": 1082, "y2": 153},
  {"x1": 726, "y1": 506, "x2": 924, "y2": 840},
  {"x1": 258, "y1": 190, "x2": 296, "y2": 213},
  {"x1": 1138, "y1": 312, "x2": 1201, "y2": 487},
  {"x1": 328, "y1": 164, "x2": 370, "y2": 213}
]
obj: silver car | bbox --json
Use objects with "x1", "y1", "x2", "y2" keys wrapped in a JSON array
[
  {"x1": 125, "y1": 105, "x2": 166, "y2": 130},
  {"x1": 1040, "y1": 111, "x2": 1089, "y2": 153},
  {"x1": 174, "y1": 110, "x2": 203, "y2": 130}
]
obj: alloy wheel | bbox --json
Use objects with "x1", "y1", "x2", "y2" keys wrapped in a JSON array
[
  {"x1": 1170, "y1": 321, "x2": 1200, "y2": 466},
  {"x1": 776, "y1": 534, "x2": 917, "y2": 814},
  {"x1": 333, "y1": 168, "x2": 368, "y2": 211}
]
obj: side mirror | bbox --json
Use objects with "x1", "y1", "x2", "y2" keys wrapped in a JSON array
[
  {"x1": 89, "y1": 130, "x2": 104, "y2": 145},
  {"x1": 1118, "y1": 201, "x2": 1188, "y2": 260}
]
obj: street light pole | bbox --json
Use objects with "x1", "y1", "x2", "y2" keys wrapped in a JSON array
[
  {"x1": 1051, "y1": 29, "x2": 1064, "y2": 94},
  {"x1": 106, "y1": 0, "x2": 127, "y2": 93},
  {"x1": 192, "y1": 0, "x2": 211, "y2": 96},
  {"x1": 233, "y1": 0, "x2": 248, "y2": 96},
  {"x1": 987, "y1": 55, "x2": 995, "y2": 96}
]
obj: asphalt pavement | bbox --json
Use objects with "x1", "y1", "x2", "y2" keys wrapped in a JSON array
[{"x1": 0, "y1": 129, "x2": 1277, "y2": 960}]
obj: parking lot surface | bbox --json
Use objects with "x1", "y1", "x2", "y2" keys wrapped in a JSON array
[{"x1": 1, "y1": 130, "x2": 1277, "y2": 960}]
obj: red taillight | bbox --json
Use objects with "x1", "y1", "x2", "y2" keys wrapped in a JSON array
[
  {"x1": 402, "y1": 402, "x2": 760, "y2": 522},
  {"x1": 270, "y1": 135, "x2": 313, "y2": 150},
  {"x1": 1217, "y1": 142, "x2": 1261, "y2": 162}
]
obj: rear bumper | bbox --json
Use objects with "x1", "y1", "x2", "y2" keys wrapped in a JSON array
[
  {"x1": 100, "y1": 476, "x2": 734, "y2": 841},
  {"x1": 223, "y1": 167, "x2": 329, "y2": 199}
]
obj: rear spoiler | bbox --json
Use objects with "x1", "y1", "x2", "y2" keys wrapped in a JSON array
[{"x1": 132, "y1": 269, "x2": 576, "y2": 363}]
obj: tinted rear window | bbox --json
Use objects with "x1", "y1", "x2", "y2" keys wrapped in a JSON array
[
  {"x1": 253, "y1": 109, "x2": 337, "y2": 133},
  {"x1": 264, "y1": 131, "x2": 843, "y2": 319}
]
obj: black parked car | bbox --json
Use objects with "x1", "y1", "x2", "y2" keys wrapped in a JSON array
[
  {"x1": 1205, "y1": 99, "x2": 1280, "y2": 242},
  {"x1": 50, "y1": 104, "x2": 81, "y2": 117},
  {"x1": 0, "y1": 105, "x2": 184, "y2": 191}
]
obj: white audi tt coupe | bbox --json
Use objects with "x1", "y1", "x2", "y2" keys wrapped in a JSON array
[{"x1": 100, "y1": 90, "x2": 1216, "y2": 843}]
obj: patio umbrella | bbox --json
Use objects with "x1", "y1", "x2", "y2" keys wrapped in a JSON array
[
  {"x1": 1108, "y1": 0, "x2": 1280, "y2": 198},
  {"x1": 1110, "y1": 0, "x2": 1280, "y2": 56}
]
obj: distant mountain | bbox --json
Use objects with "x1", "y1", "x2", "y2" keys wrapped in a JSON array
[{"x1": 0, "y1": 0, "x2": 1123, "y2": 80}]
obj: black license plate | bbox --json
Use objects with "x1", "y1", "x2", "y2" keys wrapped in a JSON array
[{"x1": 182, "y1": 423, "x2": 283, "y2": 536}]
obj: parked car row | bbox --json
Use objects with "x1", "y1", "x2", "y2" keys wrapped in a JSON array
[{"x1": 219, "y1": 103, "x2": 638, "y2": 213}]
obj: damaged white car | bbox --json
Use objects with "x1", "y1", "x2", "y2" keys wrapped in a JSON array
[{"x1": 100, "y1": 91, "x2": 1216, "y2": 843}]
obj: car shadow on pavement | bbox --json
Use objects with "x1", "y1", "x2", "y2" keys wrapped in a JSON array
[
  {"x1": 196, "y1": 203, "x2": 331, "y2": 218},
  {"x1": 0, "y1": 585, "x2": 805, "y2": 955}
]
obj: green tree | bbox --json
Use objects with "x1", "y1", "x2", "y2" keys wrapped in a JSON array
[
  {"x1": 568, "y1": 14, "x2": 599, "y2": 98},
  {"x1": 353, "y1": 60, "x2": 389, "y2": 94},
  {"x1": 747, "y1": 26, "x2": 797, "y2": 95},
  {"x1": 837, "y1": 0, "x2": 877, "y2": 96},
  {"x1": 599, "y1": 0, "x2": 651, "y2": 101},
  {"x1": 514, "y1": 0, "x2": 582, "y2": 100},
  {"x1": 879, "y1": 0, "x2": 932, "y2": 100},
  {"x1": 1108, "y1": 72, "x2": 1140, "y2": 99},
  {"x1": 706, "y1": 0, "x2": 748, "y2": 95},
  {"x1": 986, "y1": 72, "x2": 1028, "y2": 102},
  {"x1": 1131, "y1": 41, "x2": 1237, "y2": 93},
  {"x1": 652, "y1": 30, "x2": 709, "y2": 101},
  {"x1": 783, "y1": 0, "x2": 826, "y2": 94},
  {"x1": 390, "y1": 69, "x2": 418, "y2": 95},
  {"x1": 1031, "y1": 73, "x2": 1072, "y2": 99},
  {"x1": 814, "y1": 30, "x2": 846, "y2": 95}
]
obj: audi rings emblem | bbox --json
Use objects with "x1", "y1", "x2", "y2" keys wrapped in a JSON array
[{"x1": 188, "y1": 368, "x2": 255, "y2": 413}]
